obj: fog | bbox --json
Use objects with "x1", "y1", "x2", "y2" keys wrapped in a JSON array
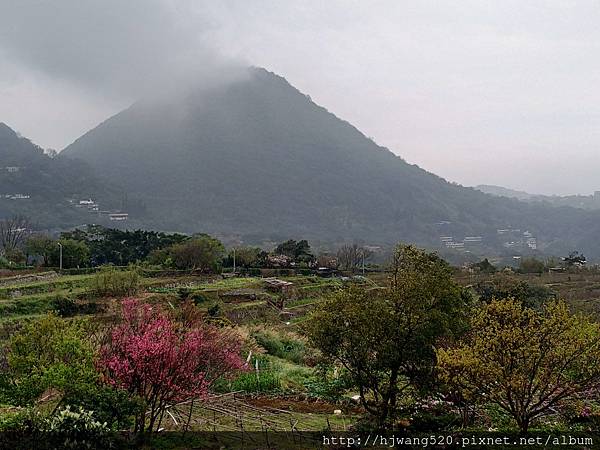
[{"x1": 1, "y1": 0, "x2": 600, "y2": 195}]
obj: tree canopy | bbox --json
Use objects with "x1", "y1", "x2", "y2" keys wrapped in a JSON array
[
  {"x1": 437, "y1": 298, "x2": 600, "y2": 432},
  {"x1": 304, "y1": 244, "x2": 470, "y2": 428}
]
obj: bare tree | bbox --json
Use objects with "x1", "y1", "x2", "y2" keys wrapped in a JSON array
[
  {"x1": 0, "y1": 215, "x2": 31, "y2": 255},
  {"x1": 336, "y1": 243, "x2": 373, "y2": 271}
]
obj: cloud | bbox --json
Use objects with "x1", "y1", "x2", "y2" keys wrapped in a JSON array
[
  {"x1": 1, "y1": 0, "x2": 600, "y2": 194},
  {"x1": 0, "y1": 0, "x2": 242, "y2": 99}
]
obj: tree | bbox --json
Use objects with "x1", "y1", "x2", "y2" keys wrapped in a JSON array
[
  {"x1": 437, "y1": 298, "x2": 600, "y2": 432},
  {"x1": 519, "y1": 257, "x2": 545, "y2": 274},
  {"x1": 0, "y1": 215, "x2": 30, "y2": 256},
  {"x1": 316, "y1": 253, "x2": 338, "y2": 269},
  {"x1": 4, "y1": 248, "x2": 26, "y2": 265},
  {"x1": 49, "y1": 239, "x2": 90, "y2": 268},
  {"x1": 2, "y1": 314, "x2": 97, "y2": 405},
  {"x1": 99, "y1": 298, "x2": 245, "y2": 433},
  {"x1": 1, "y1": 314, "x2": 139, "y2": 429},
  {"x1": 336, "y1": 244, "x2": 373, "y2": 271},
  {"x1": 474, "y1": 276, "x2": 556, "y2": 310},
  {"x1": 61, "y1": 225, "x2": 189, "y2": 266},
  {"x1": 169, "y1": 234, "x2": 224, "y2": 271},
  {"x1": 563, "y1": 251, "x2": 586, "y2": 267},
  {"x1": 470, "y1": 258, "x2": 496, "y2": 274},
  {"x1": 226, "y1": 246, "x2": 261, "y2": 268},
  {"x1": 274, "y1": 239, "x2": 313, "y2": 263},
  {"x1": 304, "y1": 244, "x2": 469, "y2": 428},
  {"x1": 25, "y1": 234, "x2": 56, "y2": 266}
]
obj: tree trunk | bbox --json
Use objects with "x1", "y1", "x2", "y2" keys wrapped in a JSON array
[
  {"x1": 517, "y1": 415, "x2": 530, "y2": 433},
  {"x1": 376, "y1": 368, "x2": 399, "y2": 430}
]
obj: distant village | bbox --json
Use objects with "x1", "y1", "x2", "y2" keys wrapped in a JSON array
[
  {"x1": 439, "y1": 228, "x2": 536, "y2": 251},
  {"x1": 70, "y1": 198, "x2": 129, "y2": 222},
  {"x1": 2, "y1": 165, "x2": 129, "y2": 221},
  {"x1": 3, "y1": 166, "x2": 30, "y2": 200}
]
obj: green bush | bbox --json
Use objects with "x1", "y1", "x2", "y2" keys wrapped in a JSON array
[
  {"x1": 252, "y1": 330, "x2": 306, "y2": 364},
  {"x1": 92, "y1": 267, "x2": 139, "y2": 297},
  {"x1": 0, "y1": 409, "x2": 31, "y2": 432},
  {"x1": 63, "y1": 384, "x2": 140, "y2": 431},
  {"x1": 2, "y1": 314, "x2": 97, "y2": 405},
  {"x1": 207, "y1": 302, "x2": 222, "y2": 317},
  {"x1": 190, "y1": 292, "x2": 209, "y2": 305},
  {"x1": 228, "y1": 371, "x2": 281, "y2": 393},
  {"x1": 214, "y1": 357, "x2": 281, "y2": 393},
  {"x1": 44, "y1": 406, "x2": 110, "y2": 448},
  {"x1": 177, "y1": 287, "x2": 193, "y2": 300},
  {"x1": 304, "y1": 377, "x2": 349, "y2": 402},
  {"x1": 50, "y1": 295, "x2": 78, "y2": 317}
]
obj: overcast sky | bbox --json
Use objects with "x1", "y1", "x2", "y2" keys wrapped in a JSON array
[{"x1": 1, "y1": 1, "x2": 600, "y2": 195}]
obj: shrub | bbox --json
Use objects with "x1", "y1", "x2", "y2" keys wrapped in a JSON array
[
  {"x1": 252, "y1": 329, "x2": 306, "y2": 364},
  {"x1": 49, "y1": 295, "x2": 78, "y2": 317},
  {"x1": 63, "y1": 383, "x2": 141, "y2": 431},
  {"x1": 207, "y1": 302, "x2": 222, "y2": 317},
  {"x1": 214, "y1": 356, "x2": 281, "y2": 393},
  {"x1": 0, "y1": 409, "x2": 31, "y2": 432},
  {"x1": 474, "y1": 276, "x2": 556, "y2": 309},
  {"x1": 190, "y1": 292, "x2": 209, "y2": 305},
  {"x1": 519, "y1": 257, "x2": 546, "y2": 274},
  {"x1": 226, "y1": 370, "x2": 281, "y2": 393},
  {"x1": 3, "y1": 314, "x2": 97, "y2": 405},
  {"x1": 92, "y1": 267, "x2": 139, "y2": 297},
  {"x1": 304, "y1": 378, "x2": 348, "y2": 402},
  {"x1": 177, "y1": 287, "x2": 193, "y2": 300},
  {"x1": 5, "y1": 248, "x2": 26, "y2": 265},
  {"x1": 44, "y1": 406, "x2": 110, "y2": 449}
]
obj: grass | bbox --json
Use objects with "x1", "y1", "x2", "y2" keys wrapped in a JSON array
[
  {"x1": 251, "y1": 327, "x2": 308, "y2": 365},
  {"x1": 268, "y1": 356, "x2": 314, "y2": 392},
  {"x1": 0, "y1": 274, "x2": 94, "y2": 300}
]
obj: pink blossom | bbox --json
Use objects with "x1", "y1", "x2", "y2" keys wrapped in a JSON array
[{"x1": 98, "y1": 298, "x2": 245, "y2": 432}]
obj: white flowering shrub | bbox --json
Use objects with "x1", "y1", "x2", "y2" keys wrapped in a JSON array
[{"x1": 45, "y1": 406, "x2": 110, "y2": 449}]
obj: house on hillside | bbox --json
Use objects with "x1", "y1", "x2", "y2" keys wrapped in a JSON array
[{"x1": 109, "y1": 213, "x2": 129, "y2": 221}]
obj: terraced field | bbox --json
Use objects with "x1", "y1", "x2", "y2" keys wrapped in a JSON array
[{"x1": 3, "y1": 266, "x2": 600, "y2": 441}]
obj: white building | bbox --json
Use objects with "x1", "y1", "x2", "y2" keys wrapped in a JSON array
[{"x1": 109, "y1": 213, "x2": 129, "y2": 221}]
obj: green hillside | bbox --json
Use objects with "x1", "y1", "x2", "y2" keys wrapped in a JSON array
[
  {"x1": 46, "y1": 68, "x2": 600, "y2": 258},
  {"x1": 0, "y1": 123, "x2": 119, "y2": 228}
]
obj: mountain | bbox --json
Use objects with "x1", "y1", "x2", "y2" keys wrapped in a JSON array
[
  {"x1": 61, "y1": 68, "x2": 600, "y2": 258},
  {"x1": 475, "y1": 185, "x2": 537, "y2": 201},
  {"x1": 0, "y1": 123, "x2": 119, "y2": 229},
  {"x1": 476, "y1": 184, "x2": 600, "y2": 211}
]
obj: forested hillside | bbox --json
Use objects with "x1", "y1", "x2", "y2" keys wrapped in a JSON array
[{"x1": 60, "y1": 68, "x2": 600, "y2": 258}]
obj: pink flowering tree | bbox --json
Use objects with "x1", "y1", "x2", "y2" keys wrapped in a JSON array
[{"x1": 99, "y1": 298, "x2": 245, "y2": 433}]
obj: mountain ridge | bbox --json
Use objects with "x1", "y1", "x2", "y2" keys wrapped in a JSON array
[
  {"x1": 3, "y1": 67, "x2": 598, "y2": 259},
  {"x1": 476, "y1": 184, "x2": 600, "y2": 211},
  {"x1": 0, "y1": 122, "x2": 120, "y2": 228}
]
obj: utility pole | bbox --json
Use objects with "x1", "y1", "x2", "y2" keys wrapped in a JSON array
[
  {"x1": 57, "y1": 242, "x2": 63, "y2": 271},
  {"x1": 362, "y1": 252, "x2": 365, "y2": 275},
  {"x1": 233, "y1": 247, "x2": 236, "y2": 274}
]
